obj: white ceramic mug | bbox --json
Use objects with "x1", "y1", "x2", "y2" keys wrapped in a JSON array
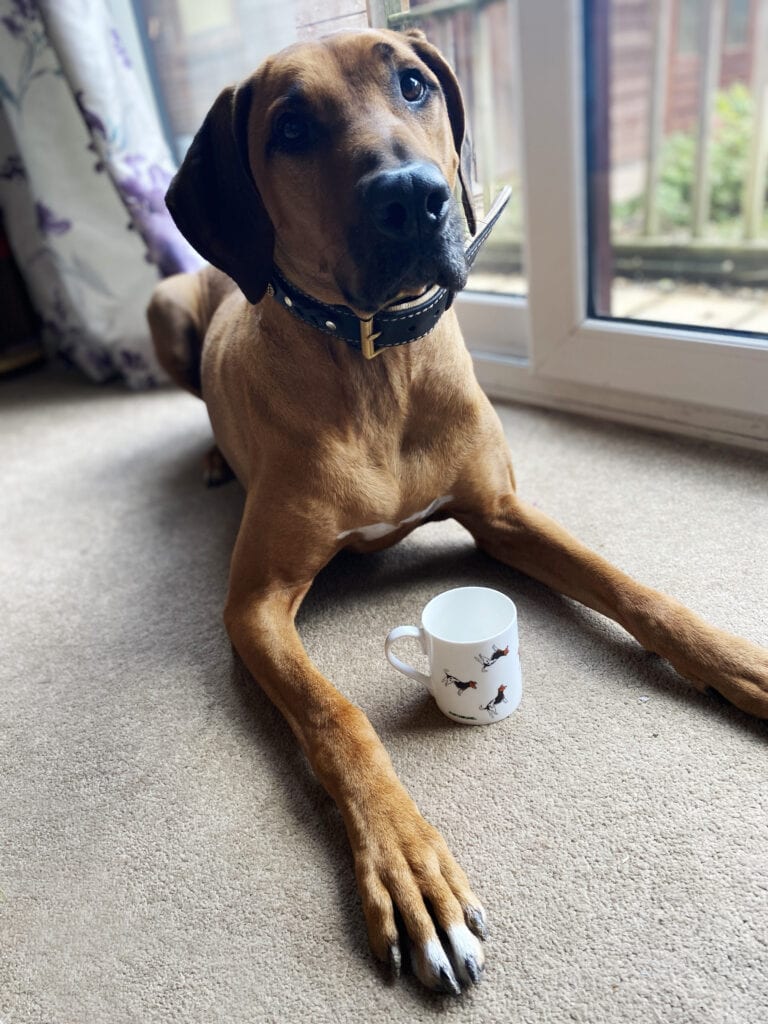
[{"x1": 385, "y1": 587, "x2": 522, "y2": 725}]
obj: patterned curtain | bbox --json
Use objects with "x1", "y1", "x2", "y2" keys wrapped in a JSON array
[{"x1": 0, "y1": 1, "x2": 203, "y2": 388}]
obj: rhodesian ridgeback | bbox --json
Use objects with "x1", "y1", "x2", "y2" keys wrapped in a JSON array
[{"x1": 147, "y1": 28, "x2": 768, "y2": 995}]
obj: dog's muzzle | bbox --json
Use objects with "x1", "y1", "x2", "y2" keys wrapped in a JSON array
[{"x1": 347, "y1": 161, "x2": 467, "y2": 311}]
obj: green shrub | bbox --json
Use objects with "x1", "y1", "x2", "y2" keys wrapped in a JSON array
[
  {"x1": 656, "y1": 131, "x2": 696, "y2": 229},
  {"x1": 709, "y1": 81, "x2": 753, "y2": 222},
  {"x1": 613, "y1": 82, "x2": 766, "y2": 236}
]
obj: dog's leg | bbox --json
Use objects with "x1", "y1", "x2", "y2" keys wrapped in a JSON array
[
  {"x1": 147, "y1": 265, "x2": 237, "y2": 398},
  {"x1": 223, "y1": 511, "x2": 487, "y2": 992},
  {"x1": 147, "y1": 268, "x2": 238, "y2": 486},
  {"x1": 457, "y1": 493, "x2": 768, "y2": 718},
  {"x1": 147, "y1": 274, "x2": 206, "y2": 398}
]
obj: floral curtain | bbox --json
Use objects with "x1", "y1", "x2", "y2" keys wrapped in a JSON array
[{"x1": 0, "y1": 0, "x2": 203, "y2": 387}]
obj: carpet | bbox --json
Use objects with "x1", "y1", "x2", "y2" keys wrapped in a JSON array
[{"x1": 1, "y1": 365, "x2": 766, "y2": 1024}]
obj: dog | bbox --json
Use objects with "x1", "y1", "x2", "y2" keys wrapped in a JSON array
[{"x1": 147, "y1": 27, "x2": 768, "y2": 996}]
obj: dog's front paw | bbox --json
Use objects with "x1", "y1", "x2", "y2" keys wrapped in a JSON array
[
  {"x1": 703, "y1": 633, "x2": 768, "y2": 719},
  {"x1": 352, "y1": 802, "x2": 487, "y2": 994},
  {"x1": 662, "y1": 617, "x2": 768, "y2": 719}
]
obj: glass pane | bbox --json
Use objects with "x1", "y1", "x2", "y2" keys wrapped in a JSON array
[
  {"x1": 390, "y1": 0, "x2": 526, "y2": 296},
  {"x1": 134, "y1": 1, "x2": 369, "y2": 156},
  {"x1": 725, "y1": 0, "x2": 751, "y2": 48},
  {"x1": 587, "y1": 0, "x2": 768, "y2": 340}
]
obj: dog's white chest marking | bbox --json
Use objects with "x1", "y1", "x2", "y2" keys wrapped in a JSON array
[{"x1": 337, "y1": 495, "x2": 454, "y2": 542}]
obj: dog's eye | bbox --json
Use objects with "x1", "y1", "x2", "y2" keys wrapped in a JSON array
[
  {"x1": 277, "y1": 113, "x2": 308, "y2": 144},
  {"x1": 400, "y1": 70, "x2": 426, "y2": 103}
]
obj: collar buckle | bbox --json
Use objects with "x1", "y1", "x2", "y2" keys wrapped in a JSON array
[{"x1": 360, "y1": 317, "x2": 383, "y2": 359}]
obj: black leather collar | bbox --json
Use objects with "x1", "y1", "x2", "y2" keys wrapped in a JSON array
[{"x1": 268, "y1": 186, "x2": 511, "y2": 359}]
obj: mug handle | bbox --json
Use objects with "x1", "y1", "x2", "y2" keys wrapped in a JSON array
[{"x1": 385, "y1": 625, "x2": 432, "y2": 689}]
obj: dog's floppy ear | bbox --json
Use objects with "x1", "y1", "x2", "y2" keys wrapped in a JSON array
[
  {"x1": 165, "y1": 82, "x2": 274, "y2": 304},
  {"x1": 404, "y1": 30, "x2": 477, "y2": 236}
]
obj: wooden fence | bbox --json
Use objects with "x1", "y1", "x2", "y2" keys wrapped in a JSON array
[{"x1": 370, "y1": 0, "x2": 768, "y2": 246}]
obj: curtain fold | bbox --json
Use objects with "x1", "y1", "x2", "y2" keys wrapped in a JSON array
[{"x1": 0, "y1": 0, "x2": 203, "y2": 388}]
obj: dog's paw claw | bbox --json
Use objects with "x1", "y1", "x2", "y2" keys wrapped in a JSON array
[
  {"x1": 388, "y1": 942, "x2": 402, "y2": 978},
  {"x1": 439, "y1": 966, "x2": 462, "y2": 996},
  {"x1": 446, "y1": 922, "x2": 485, "y2": 987},
  {"x1": 412, "y1": 938, "x2": 464, "y2": 994},
  {"x1": 463, "y1": 954, "x2": 482, "y2": 984},
  {"x1": 465, "y1": 905, "x2": 489, "y2": 941}
]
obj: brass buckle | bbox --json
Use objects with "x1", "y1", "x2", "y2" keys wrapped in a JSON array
[{"x1": 359, "y1": 317, "x2": 383, "y2": 360}]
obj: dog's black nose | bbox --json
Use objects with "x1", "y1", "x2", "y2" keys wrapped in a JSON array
[{"x1": 363, "y1": 162, "x2": 452, "y2": 241}]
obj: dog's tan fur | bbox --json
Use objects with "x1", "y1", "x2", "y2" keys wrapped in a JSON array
[{"x1": 148, "y1": 29, "x2": 768, "y2": 994}]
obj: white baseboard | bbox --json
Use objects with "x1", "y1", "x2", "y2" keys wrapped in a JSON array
[{"x1": 472, "y1": 351, "x2": 768, "y2": 453}]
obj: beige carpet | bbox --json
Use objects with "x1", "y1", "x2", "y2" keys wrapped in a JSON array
[{"x1": 1, "y1": 364, "x2": 767, "y2": 1024}]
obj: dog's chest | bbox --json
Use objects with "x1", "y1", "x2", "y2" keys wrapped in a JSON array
[
  {"x1": 329, "y1": 420, "x2": 474, "y2": 551},
  {"x1": 336, "y1": 493, "x2": 454, "y2": 546}
]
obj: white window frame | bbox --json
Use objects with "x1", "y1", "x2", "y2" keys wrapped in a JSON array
[{"x1": 457, "y1": 0, "x2": 768, "y2": 451}]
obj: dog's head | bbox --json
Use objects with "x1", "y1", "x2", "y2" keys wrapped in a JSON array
[{"x1": 166, "y1": 29, "x2": 475, "y2": 315}]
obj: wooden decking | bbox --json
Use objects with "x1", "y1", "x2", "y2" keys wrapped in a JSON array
[{"x1": 467, "y1": 270, "x2": 768, "y2": 336}]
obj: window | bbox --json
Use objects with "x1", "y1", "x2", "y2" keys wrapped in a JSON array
[
  {"x1": 725, "y1": 0, "x2": 751, "y2": 49},
  {"x1": 469, "y1": 0, "x2": 768, "y2": 447},
  {"x1": 677, "y1": 0, "x2": 701, "y2": 55},
  {"x1": 589, "y1": 0, "x2": 768, "y2": 337},
  {"x1": 133, "y1": 1, "x2": 367, "y2": 157},
  {"x1": 130, "y1": 0, "x2": 768, "y2": 447}
]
